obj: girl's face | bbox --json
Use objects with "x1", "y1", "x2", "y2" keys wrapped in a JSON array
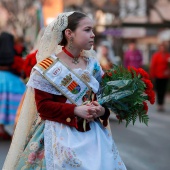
[{"x1": 72, "y1": 17, "x2": 95, "y2": 50}]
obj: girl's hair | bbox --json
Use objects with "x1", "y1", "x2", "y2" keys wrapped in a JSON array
[{"x1": 59, "y1": 11, "x2": 87, "y2": 46}]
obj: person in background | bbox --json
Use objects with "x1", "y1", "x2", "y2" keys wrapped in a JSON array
[
  {"x1": 150, "y1": 42, "x2": 170, "y2": 112},
  {"x1": 12, "y1": 36, "x2": 27, "y2": 78},
  {"x1": 22, "y1": 27, "x2": 45, "y2": 81},
  {"x1": 14, "y1": 37, "x2": 26, "y2": 57},
  {"x1": 124, "y1": 40, "x2": 143, "y2": 68},
  {"x1": 0, "y1": 32, "x2": 26, "y2": 140},
  {"x1": 96, "y1": 41, "x2": 119, "y2": 71},
  {"x1": 14, "y1": 28, "x2": 45, "y2": 126},
  {"x1": 13, "y1": 52, "x2": 37, "y2": 129}
]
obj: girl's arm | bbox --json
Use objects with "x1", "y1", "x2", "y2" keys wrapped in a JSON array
[
  {"x1": 91, "y1": 101, "x2": 110, "y2": 127},
  {"x1": 35, "y1": 89, "x2": 95, "y2": 128},
  {"x1": 35, "y1": 88, "x2": 78, "y2": 128}
]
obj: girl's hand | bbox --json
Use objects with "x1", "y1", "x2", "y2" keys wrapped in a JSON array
[
  {"x1": 90, "y1": 101, "x2": 105, "y2": 117},
  {"x1": 74, "y1": 105, "x2": 96, "y2": 122}
]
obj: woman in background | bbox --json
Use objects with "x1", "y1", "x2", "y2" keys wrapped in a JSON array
[
  {"x1": 96, "y1": 41, "x2": 119, "y2": 71},
  {"x1": 150, "y1": 42, "x2": 170, "y2": 112},
  {"x1": 0, "y1": 32, "x2": 26, "y2": 140}
]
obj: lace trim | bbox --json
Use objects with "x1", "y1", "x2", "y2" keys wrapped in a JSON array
[
  {"x1": 27, "y1": 71, "x2": 61, "y2": 95},
  {"x1": 44, "y1": 121, "x2": 54, "y2": 170}
]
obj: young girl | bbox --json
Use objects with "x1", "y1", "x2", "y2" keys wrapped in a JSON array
[{"x1": 3, "y1": 11, "x2": 127, "y2": 170}]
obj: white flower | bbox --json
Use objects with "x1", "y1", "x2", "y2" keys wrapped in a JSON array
[
  {"x1": 29, "y1": 142, "x2": 39, "y2": 151},
  {"x1": 36, "y1": 167, "x2": 41, "y2": 170}
]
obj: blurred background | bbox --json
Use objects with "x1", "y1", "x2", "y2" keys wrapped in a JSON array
[
  {"x1": 0, "y1": 0, "x2": 170, "y2": 68},
  {"x1": 0, "y1": 0, "x2": 170, "y2": 170},
  {"x1": 1, "y1": 0, "x2": 170, "y2": 68}
]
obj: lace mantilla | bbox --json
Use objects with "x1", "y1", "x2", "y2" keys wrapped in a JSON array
[{"x1": 36, "y1": 12, "x2": 74, "y2": 63}]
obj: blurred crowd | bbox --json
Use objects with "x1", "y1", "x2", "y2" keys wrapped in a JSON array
[{"x1": 97, "y1": 38, "x2": 170, "y2": 113}]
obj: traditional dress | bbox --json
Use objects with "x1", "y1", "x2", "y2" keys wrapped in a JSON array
[
  {"x1": 0, "y1": 71, "x2": 26, "y2": 125},
  {"x1": 14, "y1": 54, "x2": 126, "y2": 170},
  {"x1": 0, "y1": 32, "x2": 26, "y2": 126}
]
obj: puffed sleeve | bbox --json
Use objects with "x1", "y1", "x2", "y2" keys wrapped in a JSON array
[{"x1": 34, "y1": 88, "x2": 78, "y2": 129}]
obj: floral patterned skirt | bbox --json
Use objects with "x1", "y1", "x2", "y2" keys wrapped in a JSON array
[
  {"x1": 15, "y1": 120, "x2": 126, "y2": 170},
  {"x1": 15, "y1": 121, "x2": 46, "y2": 170}
]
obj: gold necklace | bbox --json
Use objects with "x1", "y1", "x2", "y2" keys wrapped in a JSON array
[{"x1": 62, "y1": 47, "x2": 80, "y2": 64}]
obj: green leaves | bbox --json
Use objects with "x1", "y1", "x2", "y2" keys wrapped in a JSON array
[
  {"x1": 139, "y1": 114, "x2": 149, "y2": 126},
  {"x1": 98, "y1": 64, "x2": 150, "y2": 127}
]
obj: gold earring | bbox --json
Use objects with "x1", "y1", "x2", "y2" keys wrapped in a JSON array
[{"x1": 68, "y1": 37, "x2": 73, "y2": 50}]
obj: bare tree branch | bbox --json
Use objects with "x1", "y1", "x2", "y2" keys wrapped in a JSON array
[{"x1": 0, "y1": 0, "x2": 38, "y2": 38}]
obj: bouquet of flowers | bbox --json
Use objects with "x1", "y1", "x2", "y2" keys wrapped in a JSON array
[{"x1": 98, "y1": 65, "x2": 155, "y2": 127}]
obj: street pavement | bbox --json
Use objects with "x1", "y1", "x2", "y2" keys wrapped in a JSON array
[
  {"x1": 0, "y1": 95, "x2": 170, "y2": 170},
  {"x1": 110, "y1": 95, "x2": 170, "y2": 170}
]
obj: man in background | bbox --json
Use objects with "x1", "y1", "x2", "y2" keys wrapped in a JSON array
[{"x1": 124, "y1": 40, "x2": 143, "y2": 68}]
